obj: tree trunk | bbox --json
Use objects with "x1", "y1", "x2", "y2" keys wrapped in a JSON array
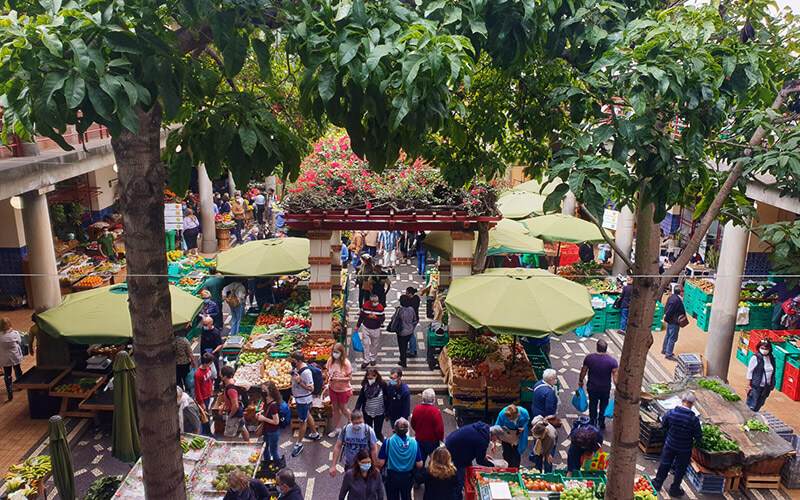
[
  {"x1": 472, "y1": 221, "x2": 489, "y2": 274},
  {"x1": 606, "y1": 201, "x2": 661, "y2": 500},
  {"x1": 112, "y1": 103, "x2": 187, "y2": 500}
]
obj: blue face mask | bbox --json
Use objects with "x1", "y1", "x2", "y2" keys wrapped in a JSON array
[
  {"x1": 388, "y1": 379, "x2": 397, "y2": 386},
  {"x1": 353, "y1": 424, "x2": 363, "y2": 432},
  {"x1": 360, "y1": 463, "x2": 371, "y2": 471},
  {"x1": 231, "y1": 488, "x2": 239, "y2": 493},
  {"x1": 203, "y1": 299, "x2": 211, "y2": 304}
]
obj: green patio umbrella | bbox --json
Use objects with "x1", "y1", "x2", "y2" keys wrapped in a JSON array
[
  {"x1": 496, "y1": 191, "x2": 550, "y2": 219},
  {"x1": 216, "y1": 237, "x2": 310, "y2": 276},
  {"x1": 423, "y1": 220, "x2": 544, "y2": 260},
  {"x1": 112, "y1": 351, "x2": 140, "y2": 463},
  {"x1": 511, "y1": 179, "x2": 559, "y2": 196},
  {"x1": 421, "y1": 232, "x2": 453, "y2": 260},
  {"x1": 444, "y1": 268, "x2": 594, "y2": 337},
  {"x1": 37, "y1": 285, "x2": 203, "y2": 345},
  {"x1": 521, "y1": 214, "x2": 606, "y2": 244},
  {"x1": 48, "y1": 415, "x2": 75, "y2": 500}
]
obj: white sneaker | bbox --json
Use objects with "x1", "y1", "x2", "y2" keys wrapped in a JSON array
[{"x1": 328, "y1": 429, "x2": 341, "y2": 438}]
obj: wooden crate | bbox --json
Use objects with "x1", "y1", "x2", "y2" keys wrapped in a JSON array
[
  {"x1": 744, "y1": 473, "x2": 781, "y2": 489},
  {"x1": 638, "y1": 442, "x2": 663, "y2": 455},
  {"x1": 690, "y1": 459, "x2": 742, "y2": 492}
]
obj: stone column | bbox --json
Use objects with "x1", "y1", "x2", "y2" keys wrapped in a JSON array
[
  {"x1": 561, "y1": 191, "x2": 577, "y2": 216},
  {"x1": 197, "y1": 164, "x2": 218, "y2": 253},
  {"x1": 612, "y1": 206, "x2": 635, "y2": 276},
  {"x1": 438, "y1": 260, "x2": 451, "y2": 289},
  {"x1": 20, "y1": 187, "x2": 69, "y2": 366},
  {"x1": 448, "y1": 231, "x2": 475, "y2": 337},
  {"x1": 227, "y1": 170, "x2": 236, "y2": 197},
  {"x1": 331, "y1": 230, "x2": 342, "y2": 293},
  {"x1": 704, "y1": 221, "x2": 749, "y2": 380},
  {"x1": 308, "y1": 230, "x2": 333, "y2": 335}
]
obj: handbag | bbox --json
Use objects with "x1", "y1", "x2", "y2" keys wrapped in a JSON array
[
  {"x1": 612, "y1": 297, "x2": 622, "y2": 309},
  {"x1": 387, "y1": 311, "x2": 400, "y2": 333},
  {"x1": 604, "y1": 398, "x2": 614, "y2": 419},
  {"x1": 225, "y1": 293, "x2": 241, "y2": 308},
  {"x1": 677, "y1": 313, "x2": 689, "y2": 327},
  {"x1": 572, "y1": 388, "x2": 588, "y2": 412},
  {"x1": 197, "y1": 404, "x2": 209, "y2": 424},
  {"x1": 352, "y1": 329, "x2": 364, "y2": 352}
]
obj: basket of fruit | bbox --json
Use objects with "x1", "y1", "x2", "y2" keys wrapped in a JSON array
[
  {"x1": 633, "y1": 475, "x2": 656, "y2": 499},
  {"x1": 51, "y1": 376, "x2": 103, "y2": 397},
  {"x1": 73, "y1": 275, "x2": 106, "y2": 290}
]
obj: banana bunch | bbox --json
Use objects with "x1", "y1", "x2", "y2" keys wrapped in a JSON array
[{"x1": 5, "y1": 455, "x2": 51, "y2": 483}]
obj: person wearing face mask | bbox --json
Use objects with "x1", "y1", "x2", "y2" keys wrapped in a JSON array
[
  {"x1": 355, "y1": 368, "x2": 389, "y2": 442},
  {"x1": 194, "y1": 353, "x2": 216, "y2": 412},
  {"x1": 224, "y1": 469, "x2": 269, "y2": 500},
  {"x1": 386, "y1": 368, "x2": 410, "y2": 428},
  {"x1": 173, "y1": 332, "x2": 195, "y2": 390},
  {"x1": 494, "y1": 404, "x2": 530, "y2": 468},
  {"x1": 275, "y1": 469, "x2": 304, "y2": 500},
  {"x1": 445, "y1": 423, "x2": 506, "y2": 500},
  {"x1": 290, "y1": 352, "x2": 321, "y2": 456},
  {"x1": 338, "y1": 448, "x2": 386, "y2": 500},
  {"x1": 377, "y1": 418, "x2": 423, "y2": 500},
  {"x1": 330, "y1": 410, "x2": 379, "y2": 477},
  {"x1": 326, "y1": 342, "x2": 353, "y2": 438},
  {"x1": 199, "y1": 316, "x2": 223, "y2": 381},
  {"x1": 202, "y1": 270, "x2": 226, "y2": 329},
  {"x1": 230, "y1": 191, "x2": 246, "y2": 243},
  {"x1": 198, "y1": 290, "x2": 220, "y2": 323},
  {"x1": 357, "y1": 293, "x2": 385, "y2": 370},
  {"x1": 746, "y1": 339, "x2": 777, "y2": 411},
  {"x1": 257, "y1": 380, "x2": 283, "y2": 468},
  {"x1": 97, "y1": 227, "x2": 117, "y2": 262},
  {"x1": 410, "y1": 388, "x2": 444, "y2": 465}
]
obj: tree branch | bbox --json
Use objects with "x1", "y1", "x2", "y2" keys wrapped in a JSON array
[
  {"x1": 579, "y1": 203, "x2": 634, "y2": 269},
  {"x1": 175, "y1": 26, "x2": 213, "y2": 54},
  {"x1": 657, "y1": 79, "x2": 800, "y2": 294},
  {"x1": 204, "y1": 47, "x2": 238, "y2": 91}
]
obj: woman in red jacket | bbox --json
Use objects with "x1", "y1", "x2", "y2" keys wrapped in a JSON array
[{"x1": 410, "y1": 388, "x2": 444, "y2": 465}]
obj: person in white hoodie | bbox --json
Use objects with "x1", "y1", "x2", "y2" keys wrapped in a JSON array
[{"x1": 177, "y1": 386, "x2": 203, "y2": 434}]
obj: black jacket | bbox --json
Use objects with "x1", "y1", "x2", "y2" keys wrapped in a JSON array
[
  {"x1": 619, "y1": 285, "x2": 633, "y2": 310},
  {"x1": 354, "y1": 380, "x2": 390, "y2": 415},
  {"x1": 664, "y1": 294, "x2": 686, "y2": 325},
  {"x1": 278, "y1": 485, "x2": 304, "y2": 500}
]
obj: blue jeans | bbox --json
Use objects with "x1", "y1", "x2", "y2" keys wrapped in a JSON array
[
  {"x1": 588, "y1": 389, "x2": 610, "y2": 427},
  {"x1": 229, "y1": 303, "x2": 244, "y2": 336},
  {"x1": 454, "y1": 467, "x2": 466, "y2": 500},
  {"x1": 408, "y1": 322, "x2": 418, "y2": 355},
  {"x1": 746, "y1": 384, "x2": 772, "y2": 411},
  {"x1": 620, "y1": 307, "x2": 629, "y2": 331},
  {"x1": 416, "y1": 251, "x2": 427, "y2": 275},
  {"x1": 264, "y1": 430, "x2": 281, "y2": 461},
  {"x1": 652, "y1": 445, "x2": 691, "y2": 493},
  {"x1": 663, "y1": 324, "x2": 680, "y2": 357},
  {"x1": 529, "y1": 442, "x2": 556, "y2": 472}
]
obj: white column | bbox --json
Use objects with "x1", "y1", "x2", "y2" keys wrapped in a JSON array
[
  {"x1": 308, "y1": 230, "x2": 333, "y2": 335},
  {"x1": 20, "y1": 188, "x2": 61, "y2": 312},
  {"x1": 448, "y1": 231, "x2": 474, "y2": 336},
  {"x1": 330, "y1": 231, "x2": 342, "y2": 293},
  {"x1": 704, "y1": 221, "x2": 749, "y2": 380},
  {"x1": 561, "y1": 191, "x2": 577, "y2": 216},
  {"x1": 227, "y1": 170, "x2": 236, "y2": 197},
  {"x1": 198, "y1": 164, "x2": 218, "y2": 253},
  {"x1": 612, "y1": 206, "x2": 635, "y2": 276}
]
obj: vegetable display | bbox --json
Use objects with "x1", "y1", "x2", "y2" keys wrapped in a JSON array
[
  {"x1": 4, "y1": 455, "x2": 51, "y2": 495},
  {"x1": 181, "y1": 436, "x2": 207, "y2": 454},
  {"x1": 238, "y1": 352, "x2": 267, "y2": 364},
  {"x1": 697, "y1": 379, "x2": 741, "y2": 402},
  {"x1": 699, "y1": 424, "x2": 741, "y2": 452},
  {"x1": 211, "y1": 465, "x2": 256, "y2": 491},
  {"x1": 560, "y1": 487, "x2": 594, "y2": 500},
  {"x1": 742, "y1": 418, "x2": 770, "y2": 432},
  {"x1": 446, "y1": 337, "x2": 495, "y2": 360}
]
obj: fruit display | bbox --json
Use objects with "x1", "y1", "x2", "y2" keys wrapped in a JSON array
[
  {"x1": 560, "y1": 487, "x2": 594, "y2": 500},
  {"x1": 523, "y1": 477, "x2": 564, "y2": 492},
  {"x1": 256, "y1": 313, "x2": 284, "y2": 326},
  {"x1": 689, "y1": 279, "x2": 715, "y2": 294},
  {"x1": 301, "y1": 337, "x2": 335, "y2": 360},
  {"x1": 592, "y1": 483, "x2": 606, "y2": 498},
  {"x1": 167, "y1": 250, "x2": 185, "y2": 262},
  {"x1": 742, "y1": 418, "x2": 770, "y2": 432},
  {"x1": 262, "y1": 358, "x2": 292, "y2": 388},
  {"x1": 4, "y1": 455, "x2": 51, "y2": 494},
  {"x1": 634, "y1": 476, "x2": 655, "y2": 495},
  {"x1": 283, "y1": 313, "x2": 311, "y2": 329},
  {"x1": 697, "y1": 379, "x2": 741, "y2": 402},
  {"x1": 234, "y1": 361, "x2": 264, "y2": 387},
  {"x1": 238, "y1": 352, "x2": 268, "y2": 364},
  {"x1": 215, "y1": 213, "x2": 236, "y2": 229},
  {"x1": 74, "y1": 275, "x2": 104, "y2": 289},
  {"x1": 699, "y1": 424, "x2": 741, "y2": 452},
  {"x1": 211, "y1": 465, "x2": 256, "y2": 491},
  {"x1": 586, "y1": 279, "x2": 621, "y2": 294},
  {"x1": 53, "y1": 377, "x2": 100, "y2": 394},
  {"x1": 633, "y1": 492, "x2": 656, "y2": 500},
  {"x1": 446, "y1": 337, "x2": 497, "y2": 360},
  {"x1": 89, "y1": 345, "x2": 125, "y2": 359},
  {"x1": 564, "y1": 479, "x2": 596, "y2": 489},
  {"x1": 286, "y1": 288, "x2": 311, "y2": 311},
  {"x1": 180, "y1": 436, "x2": 207, "y2": 454}
]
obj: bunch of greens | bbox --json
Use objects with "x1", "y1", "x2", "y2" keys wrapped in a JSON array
[
  {"x1": 697, "y1": 379, "x2": 741, "y2": 402},
  {"x1": 742, "y1": 419, "x2": 770, "y2": 433},
  {"x1": 83, "y1": 476, "x2": 123, "y2": 500},
  {"x1": 699, "y1": 425, "x2": 740, "y2": 452}
]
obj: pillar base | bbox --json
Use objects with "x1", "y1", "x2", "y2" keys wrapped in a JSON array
[{"x1": 201, "y1": 238, "x2": 218, "y2": 254}]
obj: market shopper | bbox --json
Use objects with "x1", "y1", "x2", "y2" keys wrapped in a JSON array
[
  {"x1": 364, "y1": 230, "x2": 380, "y2": 257},
  {"x1": 781, "y1": 295, "x2": 800, "y2": 329},
  {"x1": 355, "y1": 367, "x2": 389, "y2": 442},
  {"x1": 357, "y1": 294, "x2": 385, "y2": 370},
  {"x1": 356, "y1": 254, "x2": 376, "y2": 306},
  {"x1": 174, "y1": 333, "x2": 195, "y2": 390},
  {"x1": 651, "y1": 392, "x2": 703, "y2": 497},
  {"x1": 495, "y1": 404, "x2": 530, "y2": 468},
  {"x1": 373, "y1": 264, "x2": 391, "y2": 307},
  {"x1": 578, "y1": 242, "x2": 594, "y2": 263},
  {"x1": 663, "y1": 285, "x2": 686, "y2": 360},
  {"x1": 330, "y1": 410, "x2": 379, "y2": 476},
  {"x1": 338, "y1": 448, "x2": 386, "y2": 500},
  {"x1": 257, "y1": 381, "x2": 283, "y2": 467},
  {"x1": 378, "y1": 230, "x2": 401, "y2": 275},
  {"x1": 746, "y1": 339, "x2": 777, "y2": 411},
  {"x1": 529, "y1": 416, "x2": 558, "y2": 473},
  {"x1": 253, "y1": 189, "x2": 266, "y2": 225},
  {"x1": 97, "y1": 228, "x2": 117, "y2": 262},
  {"x1": 194, "y1": 353, "x2": 215, "y2": 411},
  {"x1": 529, "y1": 369, "x2": 558, "y2": 418},
  {"x1": 410, "y1": 388, "x2": 444, "y2": 465},
  {"x1": 183, "y1": 208, "x2": 201, "y2": 255},
  {"x1": 419, "y1": 447, "x2": 458, "y2": 500},
  {"x1": 414, "y1": 232, "x2": 427, "y2": 276},
  {"x1": 199, "y1": 290, "x2": 221, "y2": 324},
  {"x1": 445, "y1": 422, "x2": 505, "y2": 500},
  {"x1": 348, "y1": 231, "x2": 365, "y2": 270},
  {"x1": 221, "y1": 366, "x2": 250, "y2": 441},
  {"x1": 566, "y1": 418, "x2": 603, "y2": 475},
  {"x1": 395, "y1": 296, "x2": 416, "y2": 367},
  {"x1": 223, "y1": 279, "x2": 248, "y2": 337},
  {"x1": 617, "y1": 277, "x2": 633, "y2": 333},
  {"x1": 377, "y1": 418, "x2": 423, "y2": 500},
  {"x1": 231, "y1": 192, "x2": 246, "y2": 243},
  {"x1": 290, "y1": 352, "x2": 321, "y2": 456},
  {"x1": 224, "y1": 469, "x2": 270, "y2": 500},
  {"x1": 387, "y1": 368, "x2": 410, "y2": 427},
  {"x1": 405, "y1": 287, "x2": 424, "y2": 357},
  {"x1": 326, "y1": 342, "x2": 354, "y2": 438},
  {"x1": 766, "y1": 283, "x2": 800, "y2": 329},
  {"x1": 578, "y1": 339, "x2": 618, "y2": 429},
  {"x1": 199, "y1": 317, "x2": 223, "y2": 379},
  {"x1": 177, "y1": 386, "x2": 202, "y2": 434},
  {"x1": 0, "y1": 318, "x2": 24, "y2": 401},
  {"x1": 275, "y1": 469, "x2": 304, "y2": 500},
  {"x1": 203, "y1": 268, "x2": 225, "y2": 329}
]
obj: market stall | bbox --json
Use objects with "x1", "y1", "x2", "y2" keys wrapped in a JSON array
[
  {"x1": 685, "y1": 278, "x2": 778, "y2": 331},
  {"x1": 734, "y1": 329, "x2": 800, "y2": 397},
  {"x1": 3, "y1": 454, "x2": 52, "y2": 499}
]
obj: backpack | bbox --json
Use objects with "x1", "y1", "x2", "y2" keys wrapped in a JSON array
[
  {"x1": 387, "y1": 310, "x2": 400, "y2": 333},
  {"x1": 279, "y1": 401, "x2": 291, "y2": 428},
  {"x1": 300, "y1": 365, "x2": 324, "y2": 396},
  {"x1": 226, "y1": 384, "x2": 250, "y2": 408}
]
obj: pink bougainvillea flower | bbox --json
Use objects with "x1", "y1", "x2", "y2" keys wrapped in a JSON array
[{"x1": 365, "y1": 201, "x2": 372, "y2": 209}]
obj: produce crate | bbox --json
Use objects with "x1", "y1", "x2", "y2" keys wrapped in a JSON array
[
  {"x1": 782, "y1": 356, "x2": 800, "y2": 401},
  {"x1": 772, "y1": 343, "x2": 800, "y2": 391},
  {"x1": 736, "y1": 348, "x2": 753, "y2": 367},
  {"x1": 520, "y1": 379, "x2": 538, "y2": 402},
  {"x1": 692, "y1": 446, "x2": 741, "y2": 470},
  {"x1": 478, "y1": 472, "x2": 524, "y2": 488},
  {"x1": 574, "y1": 470, "x2": 607, "y2": 484},
  {"x1": 696, "y1": 303, "x2": 711, "y2": 332},
  {"x1": 529, "y1": 354, "x2": 551, "y2": 382},
  {"x1": 686, "y1": 462, "x2": 726, "y2": 494},
  {"x1": 521, "y1": 472, "x2": 565, "y2": 490},
  {"x1": 427, "y1": 327, "x2": 449, "y2": 347},
  {"x1": 605, "y1": 309, "x2": 621, "y2": 330}
]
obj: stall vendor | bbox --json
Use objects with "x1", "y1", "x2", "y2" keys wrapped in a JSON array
[{"x1": 97, "y1": 229, "x2": 117, "y2": 262}]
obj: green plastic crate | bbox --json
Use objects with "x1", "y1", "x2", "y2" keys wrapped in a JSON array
[
  {"x1": 773, "y1": 342, "x2": 800, "y2": 391},
  {"x1": 520, "y1": 379, "x2": 537, "y2": 402},
  {"x1": 427, "y1": 327, "x2": 449, "y2": 347},
  {"x1": 529, "y1": 354, "x2": 551, "y2": 381},
  {"x1": 521, "y1": 472, "x2": 564, "y2": 489},
  {"x1": 575, "y1": 470, "x2": 607, "y2": 484}
]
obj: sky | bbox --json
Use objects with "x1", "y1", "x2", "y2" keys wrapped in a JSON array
[{"x1": 777, "y1": 0, "x2": 799, "y2": 13}]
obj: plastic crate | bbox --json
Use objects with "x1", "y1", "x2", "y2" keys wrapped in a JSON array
[
  {"x1": 773, "y1": 343, "x2": 800, "y2": 391},
  {"x1": 782, "y1": 357, "x2": 800, "y2": 401},
  {"x1": 427, "y1": 328, "x2": 449, "y2": 347},
  {"x1": 529, "y1": 354, "x2": 551, "y2": 381},
  {"x1": 575, "y1": 470, "x2": 607, "y2": 484},
  {"x1": 686, "y1": 463, "x2": 725, "y2": 494},
  {"x1": 520, "y1": 380, "x2": 537, "y2": 402},
  {"x1": 521, "y1": 472, "x2": 565, "y2": 489},
  {"x1": 736, "y1": 348, "x2": 753, "y2": 366},
  {"x1": 480, "y1": 472, "x2": 524, "y2": 488}
]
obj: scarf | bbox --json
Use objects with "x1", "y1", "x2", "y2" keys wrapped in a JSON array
[
  {"x1": 178, "y1": 392, "x2": 194, "y2": 432},
  {"x1": 363, "y1": 381, "x2": 382, "y2": 400}
]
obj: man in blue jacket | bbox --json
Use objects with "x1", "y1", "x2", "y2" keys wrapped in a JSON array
[
  {"x1": 663, "y1": 285, "x2": 686, "y2": 360},
  {"x1": 445, "y1": 422, "x2": 505, "y2": 500},
  {"x1": 652, "y1": 392, "x2": 703, "y2": 497},
  {"x1": 528, "y1": 369, "x2": 558, "y2": 461},
  {"x1": 386, "y1": 368, "x2": 410, "y2": 427}
]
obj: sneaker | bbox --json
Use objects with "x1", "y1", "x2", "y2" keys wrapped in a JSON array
[
  {"x1": 306, "y1": 432, "x2": 321, "y2": 441},
  {"x1": 291, "y1": 444, "x2": 304, "y2": 457},
  {"x1": 668, "y1": 487, "x2": 685, "y2": 497},
  {"x1": 665, "y1": 355, "x2": 677, "y2": 361},
  {"x1": 328, "y1": 429, "x2": 341, "y2": 438}
]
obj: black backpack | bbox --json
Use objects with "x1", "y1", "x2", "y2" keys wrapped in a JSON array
[
  {"x1": 300, "y1": 365, "x2": 324, "y2": 396},
  {"x1": 226, "y1": 384, "x2": 250, "y2": 408}
]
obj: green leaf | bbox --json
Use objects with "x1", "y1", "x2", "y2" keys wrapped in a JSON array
[
  {"x1": 366, "y1": 45, "x2": 392, "y2": 71},
  {"x1": 543, "y1": 184, "x2": 570, "y2": 213},
  {"x1": 64, "y1": 76, "x2": 86, "y2": 108},
  {"x1": 168, "y1": 152, "x2": 193, "y2": 195},
  {"x1": 87, "y1": 84, "x2": 114, "y2": 121},
  {"x1": 104, "y1": 31, "x2": 142, "y2": 54},
  {"x1": 41, "y1": 33, "x2": 62, "y2": 57},
  {"x1": 222, "y1": 34, "x2": 248, "y2": 78},
  {"x1": 335, "y1": 0, "x2": 353, "y2": 21},
  {"x1": 69, "y1": 38, "x2": 91, "y2": 72},
  {"x1": 318, "y1": 67, "x2": 336, "y2": 103},
  {"x1": 239, "y1": 126, "x2": 257, "y2": 155},
  {"x1": 629, "y1": 91, "x2": 646, "y2": 115},
  {"x1": 339, "y1": 38, "x2": 360, "y2": 66},
  {"x1": 592, "y1": 124, "x2": 614, "y2": 146},
  {"x1": 117, "y1": 103, "x2": 140, "y2": 133},
  {"x1": 252, "y1": 38, "x2": 271, "y2": 79}
]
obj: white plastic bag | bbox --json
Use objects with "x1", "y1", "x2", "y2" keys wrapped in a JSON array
[{"x1": 736, "y1": 306, "x2": 750, "y2": 326}]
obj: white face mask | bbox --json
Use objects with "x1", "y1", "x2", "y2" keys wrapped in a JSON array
[
  {"x1": 332, "y1": 352, "x2": 341, "y2": 359},
  {"x1": 760, "y1": 348, "x2": 770, "y2": 355},
  {"x1": 367, "y1": 379, "x2": 376, "y2": 385}
]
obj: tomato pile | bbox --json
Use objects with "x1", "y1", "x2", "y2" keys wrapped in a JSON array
[
  {"x1": 255, "y1": 313, "x2": 283, "y2": 326},
  {"x1": 634, "y1": 475, "x2": 654, "y2": 494},
  {"x1": 523, "y1": 477, "x2": 564, "y2": 491}
]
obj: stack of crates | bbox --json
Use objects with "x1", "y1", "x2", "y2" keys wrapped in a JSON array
[
  {"x1": 674, "y1": 353, "x2": 703, "y2": 380},
  {"x1": 686, "y1": 464, "x2": 726, "y2": 494},
  {"x1": 591, "y1": 308, "x2": 607, "y2": 333},
  {"x1": 758, "y1": 412, "x2": 795, "y2": 443},
  {"x1": 781, "y1": 355, "x2": 800, "y2": 401},
  {"x1": 528, "y1": 354, "x2": 551, "y2": 382},
  {"x1": 696, "y1": 303, "x2": 712, "y2": 332},
  {"x1": 781, "y1": 435, "x2": 800, "y2": 489},
  {"x1": 772, "y1": 342, "x2": 800, "y2": 391},
  {"x1": 427, "y1": 326, "x2": 449, "y2": 370},
  {"x1": 747, "y1": 301, "x2": 775, "y2": 329},
  {"x1": 735, "y1": 331, "x2": 752, "y2": 366},
  {"x1": 652, "y1": 302, "x2": 665, "y2": 331},
  {"x1": 605, "y1": 307, "x2": 621, "y2": 330}
]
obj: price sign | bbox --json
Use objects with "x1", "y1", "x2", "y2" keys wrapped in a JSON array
[
  {"x1": 164, "y1": 203, "x2": 183, "y2": 231},
  {"x1": 269, "y1": 370, "x2": 277, "y2": 376}
]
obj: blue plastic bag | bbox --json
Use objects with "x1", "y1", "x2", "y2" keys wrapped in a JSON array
[
  {"x1": 352, "y1": 329, "x2": 364, "y2": 352},
  {"x1": 572, "y1": 388, "x2": 588, "y2": 412},
  {"x1": 575, "y1": 323, "x2": 593, "y2": 338},
  {"x1": 604, "y1": 398, "x2": 614, "y2": 419},
  {"x1": 185, "y1": 367, "x2": 196, "y2": 391}
]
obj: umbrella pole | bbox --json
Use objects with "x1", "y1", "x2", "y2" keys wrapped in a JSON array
[
  {"x1": 555, "y1": 242, "x2": 562, "y2": 269},
  {"x1": 512, "y1": 336, "x2": 517, "y2": 368}
]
